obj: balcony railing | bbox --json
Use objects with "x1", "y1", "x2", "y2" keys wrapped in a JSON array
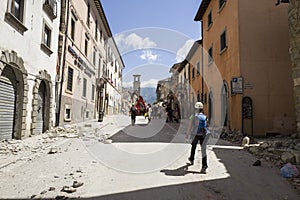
[{"x1": 43, "y1": 0, "x2": 57, "y2": 20}]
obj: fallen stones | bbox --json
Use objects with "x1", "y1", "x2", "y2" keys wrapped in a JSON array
[
  {"x1": 61, "y1": 186, "x2": 76, "y2": 193},
  {"x1": 48, "y1": 147, "x2": 58, "y2": 154},
  {"x1": 253, "y1": 160, "x2": 261, "y2": 166},
  {"x1": 281, "y1": 152, "x2": 296, "y2": 164},
  {"x1": 72, "y1": 180, "x2": 84, "y2": 188}
]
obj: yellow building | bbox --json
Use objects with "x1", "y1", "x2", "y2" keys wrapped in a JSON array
[{"x1": 195, "y1": 0, "x2": 295, "y2": 136}]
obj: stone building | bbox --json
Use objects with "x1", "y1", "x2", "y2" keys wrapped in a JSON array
[
  {"x1": 56, "y1": 0, "x2": 123, "y2": 125},
  {"x1": 195, "y1": 0, "x2": 295, "y2": 136},
  {"x1": 0, "y1": 0, "x2": 60, "y2": 139}
]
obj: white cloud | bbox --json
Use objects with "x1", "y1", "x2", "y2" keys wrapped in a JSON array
[
  {"x1": 115, "y1": 33, "x2": 157, "y2": 53},
  {"x1": 140, "y1": 50, "x2": 158, "y2": 62},
  {"x1": 176, "y1": 39, "x2": 195, "y2": 62},
  {"x1": 141, "y1": 79, "x2": 159, "y2": 88}
]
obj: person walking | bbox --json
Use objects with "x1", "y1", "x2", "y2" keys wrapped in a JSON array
[
  {"x1": 185, "y1": 102, "x2": 210, "y2": 174},
  {"x1": 130, "y1": 104, "x2": 137, "y2": 126}
]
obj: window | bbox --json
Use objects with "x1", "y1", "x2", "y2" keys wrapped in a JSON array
[
  {"x1": 95, "y1": 20, "x2": 98, "y2": 40},
  {"x1": 41, "y1": 20, "x2": 53, "y2": 55},
  {"x1": 208, "y1": 46, "x2": 213, "y2": 64},
  {"x1": 219, "y1": 0, "x2": 226, "y2": 9},
  {"x1": 220, "y1": 29, "x2": 227, "y2": 52},
  {"x1": 196, "y1": 62, "x2": 200, "y2": 75},
  {"x1": 86, "y1": 3, "x2": 90, "y2": 28},
  {"x1": 192, "y1": 67, "x2": 195, "y2": 79},
  {"x1": 93, "y1": 48, "x2": 96, "y2": 66},
  {"x1": 10, "y1": 0, "x2": 24, "y2": 22},
  {"x1": 208, "y1": 10, "x2": 212, "y2": 28},
  {"x1": 43, "y1": 23, "x2": 51, "y2": 48},
  {"x1": 85, "y1": 34, "x2": 89, "y2": 56},
  {"x1": 43, "y1": 0, "x2": 57, "y2": 20},
  {"x1": 64, "y1": 104, "x2": 71, "y2": 122},
  {"x1": 197, "y1": 91, "x2": 201, "y2": 102},
  {"x1": 70, "y1": 18, "x2": 75, "y2": 41},
  {"x1": 67, "y1": 67, "x2": 73, "y2": 92},
  {"x1": 100, "y1": 29, "x2": 103, "y2": 41},
  {"x1": 83, "y1": 78, "x2": 87, "y2": 97},
  {"x1": 5, "y1": 0, "x2": 28, "y2": 34},
  {"x1": 92, "y1": 84, "x2": 95, "y2": 100}
]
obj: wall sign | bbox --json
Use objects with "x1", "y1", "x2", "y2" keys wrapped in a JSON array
[{"x1": 231, "y1": 77, "x2": 243, "y2": 94}]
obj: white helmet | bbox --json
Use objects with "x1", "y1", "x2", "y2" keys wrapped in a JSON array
[{"x1": 194, "y1": 102, "x2": 203, "y2": 109}]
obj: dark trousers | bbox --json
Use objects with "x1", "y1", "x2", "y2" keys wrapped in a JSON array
[
  {"x1": 131, "y1": 116, "x2": 136, "y2": 125},
  {"x1": 190, "y1": 134, "x2": 209, "y2": 168}
]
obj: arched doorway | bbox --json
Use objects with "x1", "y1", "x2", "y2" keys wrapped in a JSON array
[
  {"x1": 0, "y1": 51, "x2": 27, "y2": 139},
  {"x1": 31, "y1": 71, "x2": 52, "y2": 135},
  {"x1": 242, "y1": 96, "x2": 253, "y2": 136},
  {"x1": 34, "y1": 81, "x2": 48, "y2": 134},
  {"x1": 0, "y1": 68, "x2": 16, "y2": 139},
  {"x1": 221, "y1": 81, "x2": 229, "y2": 127}
]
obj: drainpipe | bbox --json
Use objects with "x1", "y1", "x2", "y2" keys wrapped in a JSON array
[{"x1": 56, "y1": 0, "x2": 70, "y2": 126}]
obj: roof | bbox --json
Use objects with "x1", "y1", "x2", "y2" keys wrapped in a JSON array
[
  {"x1": 94, "y1": 0, "x2": 125, "y2": 68},
  {"x1": 94, "y1": 0, "x2": 112, "y2": 37},
  {"x1": 194, "y1": 0, "x2": 211, "y2": 21}
]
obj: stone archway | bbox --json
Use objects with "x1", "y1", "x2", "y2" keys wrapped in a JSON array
[
  {"x1": 31, "y1": 70, "x2": 53, "y2": 135},
  {"x1": 0, "y1": 50, "x2": 28, "y2": 139}
]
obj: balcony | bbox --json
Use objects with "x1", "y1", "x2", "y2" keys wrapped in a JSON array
[{"x1": 43, "y1": 0, "x2": 57, "y2": 20}]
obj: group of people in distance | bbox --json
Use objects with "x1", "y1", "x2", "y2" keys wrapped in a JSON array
[{"x1": 129, "y1": 99, "x2": 210, "y2": 174}]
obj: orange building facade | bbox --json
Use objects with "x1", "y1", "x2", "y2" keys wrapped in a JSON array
[{"x1": 195, "y1": 0, "x2": 295, "y2": 136}]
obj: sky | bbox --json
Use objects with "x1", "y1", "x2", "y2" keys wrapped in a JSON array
[{"x1": 101, "y1": 0, "x2": 202, "y2": 88}]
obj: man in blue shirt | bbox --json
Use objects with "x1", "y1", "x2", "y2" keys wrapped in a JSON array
[{"x1": 185, "y1": 102, "x2": 210, "y2": 174}]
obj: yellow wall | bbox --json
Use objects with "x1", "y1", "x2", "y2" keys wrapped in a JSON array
[{"x1": 200, "y1": 0, "x2": 295, "y2": 136}]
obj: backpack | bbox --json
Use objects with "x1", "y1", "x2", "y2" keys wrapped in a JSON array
[{"x1": 192, "y1": 113, "x2": 207, "y2": 136}]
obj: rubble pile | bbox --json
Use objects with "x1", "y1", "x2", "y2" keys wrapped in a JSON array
[
  {"x1": 244, "y1": 137, "x2": 300, "y2": 167},
  {"x1": 219, "y1": 129, "x2": 245, "y2": 144},
  {"x1": 220, "y1": 129, "x2": 300, "y2": 190},
  {"x1": 0, "y1": 126, "x2": 79, "y2": 156}
]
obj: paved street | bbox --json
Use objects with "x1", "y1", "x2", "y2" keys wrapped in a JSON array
[{"x1": 0, "y1": 115, "x2": 299, "y2": 200}]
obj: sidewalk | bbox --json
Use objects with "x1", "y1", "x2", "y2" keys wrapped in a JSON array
[{"x1": 0, "y1": 114, "x2": 131, "y2": 171}]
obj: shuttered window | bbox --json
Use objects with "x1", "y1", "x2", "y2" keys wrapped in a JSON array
[
  {"x1": 83, "y1": 78, "x2": 87, "y2": 97},
  {"x1": 67, "y1": 67, "x2": 73, "y2": 92}
]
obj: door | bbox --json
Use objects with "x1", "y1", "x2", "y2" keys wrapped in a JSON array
[
  {"x1": 0, "y1": 76, "x2": 15, "y2": 139},
  {"x1": 34, "y1": 81, "x2": 46, "y2": 134}
]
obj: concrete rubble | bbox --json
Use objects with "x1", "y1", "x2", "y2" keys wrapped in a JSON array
[
  {"x1": 220, "y1": 128, "x2": 300, "y2": 191},
  {"x1": 0, "y1": 126, "x2": 79, "y2": 156}
]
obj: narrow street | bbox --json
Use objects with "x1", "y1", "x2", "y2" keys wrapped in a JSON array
[{"x1": 0, "y1": 115, "x2": 299, "y2": 200}]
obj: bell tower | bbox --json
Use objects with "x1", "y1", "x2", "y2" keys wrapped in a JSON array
[{"x1": 133, "y1": 74, "x2": 141, "y2": 97}]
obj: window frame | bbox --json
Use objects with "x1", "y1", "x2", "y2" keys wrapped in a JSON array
[
  {"x1": 40, "y1": 19, "x2": 53, "y2": 56},
  {"x1": 192, "y1": 67, "x2": 195, "y2": 80},
  {"x1": 84, "y1": 33, "x2": 89, "y2": 56},
  {"x1": 64, "y1": 104, "x2": 71, "y2": 122},
  {"x1": 86, "y1": 3, "x2": 90, "y2": 28},
  {"x1": 196, "y1": 62, "x2": 200, "y2": 75},
  {"x1": 66, "y1": 66, "x2": 74, "y2": 92},
  {"x1": 5, "y1": 0, "x2": 28, "y2": 34},
  {"x1": 219, "y1": 0, "x2": 227, "y2": 11},
  {"x1": 91, "y1": 84, "x2": 95, "y2": 101},
  {"x1": 207, "y1": 10, "x2": 212, "y2": 30},
  {"x1": 43, "y1": 0, "x2": 57, "y2": 20},
  {"x1": 220, "y1": 28, "x2": 227, "y2": 54},
  {"x1": 208, "y1": 46, "x2": 213, "y2": 64},
  {"x1": 82, "y1": 77, "x2": 87, "y2": 98}
]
